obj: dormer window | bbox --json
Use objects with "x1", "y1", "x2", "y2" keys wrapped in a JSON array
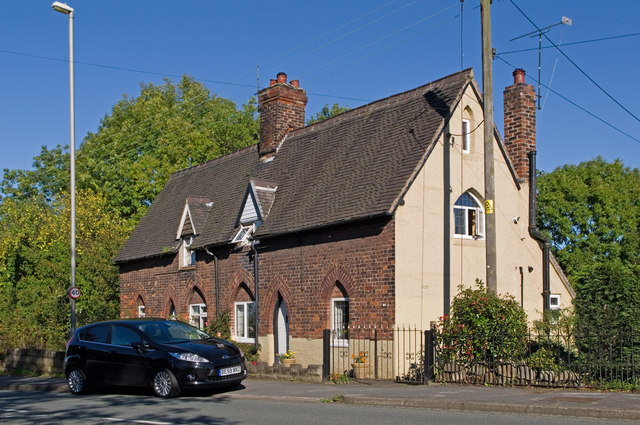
[
  {"x1": 180, "y1": 235, "x2": 196, "y2": 267},
  {"x1": 231, "y1": 180, "x2": 277, "y2": 246}
]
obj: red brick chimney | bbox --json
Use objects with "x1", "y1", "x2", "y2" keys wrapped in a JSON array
[
  {"x1": 503, "y1": 68, "x2": 536, "y2": 182},
  {"x1": 258, "y1": 72, "x2": 308, "y2": 161}
]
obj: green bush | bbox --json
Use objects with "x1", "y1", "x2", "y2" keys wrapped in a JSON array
[{"x1": 436, "y1": 280, "x2": 528, "y2": 363}]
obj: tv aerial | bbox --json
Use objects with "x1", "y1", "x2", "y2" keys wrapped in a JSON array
[{"x1": 510, "y1": 16, "x2": 572, "y2": 110}]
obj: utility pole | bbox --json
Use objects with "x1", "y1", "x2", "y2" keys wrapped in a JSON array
[{"x1": 481, "y1": 0, "x2": 497, "y2": 294}]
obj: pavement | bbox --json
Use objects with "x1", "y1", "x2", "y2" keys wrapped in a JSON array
[{"x1": 3, "y1": 374, "x2": 640, "y2": 421}]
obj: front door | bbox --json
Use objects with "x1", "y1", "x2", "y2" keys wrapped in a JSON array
[{"x1": 274, "y1": 296, "x2": 289, "y2": 361}]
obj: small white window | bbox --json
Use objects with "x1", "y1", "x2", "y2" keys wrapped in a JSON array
[
  {"x1": 462, "y1": 119, "x2": 471, "y2": 153},
  {"x1": 231, "y1": 224, "x2": 255, "y2": 247},
  {"x1": 454, "y1": 192, "x2": 485, "y2": 239},
  {"x1": 549, "y1": 294, "x2": 560, "y2": 310},
  {"x1": 190, "y1": 303, "x2": 207, "y2": 329},
  {"x1": 181, "y1": 236, "x2": 196, "y2": 267},
  {"x1": 331, "y1": 297, "x2": 349, "y2": 347},
  {"x1": 138, "y1": 305, "x2": 146, "y2": 318},
  {"x1": 234, "y1": 301, "x2": 256, "y2": 343}
]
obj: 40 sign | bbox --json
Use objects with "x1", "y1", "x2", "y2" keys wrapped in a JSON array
[{"x1": 68, "y1": 286, "x2": 81, "y2": 300}]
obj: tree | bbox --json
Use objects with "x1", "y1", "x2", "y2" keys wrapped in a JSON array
[
  {"x1": 0, "y1": 190, "x2": 126, "y2": 349},
  {"x1": 537, "y1": 157, "x2": 640, "y2": 333},
  {"x1": 2, "y1": 75, "x2": 259, "y2": 224},
  {"x1": 306, "y1": 103, "x2": 351, "y2": 125},
  {"x1": 536, "y1": 157, "x2": 640, "y2": 285}
]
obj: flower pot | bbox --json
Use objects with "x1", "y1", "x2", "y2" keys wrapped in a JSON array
[
  {"x1": 281, "y1": 358, "x2": 296, "y2": 367},
  {"x1": 352, "y1": 363, "x2": 368, "y2": 379}
]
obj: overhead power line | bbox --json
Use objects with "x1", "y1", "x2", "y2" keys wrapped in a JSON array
[
  {"x1": 496, "y1": 55, "x2": 640, "y2": 144},
  {"x1": 509, "y1": 0, "x2": 640, "y2": 123},
  {"x1": 497, "y1": 32, "x2": 640, "y2": 55},
  {"x1": 0, "y1": 48, "x2": 370, "y2": 103}
]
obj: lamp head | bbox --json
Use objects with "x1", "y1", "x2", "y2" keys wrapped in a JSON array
[{"x1": 52, "y1": 1, "x2": 73, "y2": 14}]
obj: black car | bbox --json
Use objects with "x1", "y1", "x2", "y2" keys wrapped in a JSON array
[{"x1": 64, "y1": 319, "x2": 247, "y2": 398}]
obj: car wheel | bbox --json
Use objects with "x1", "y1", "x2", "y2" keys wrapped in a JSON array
[
  {"x1": 67, "y1": 367, "x2": 88, "y2": 395},
  {"x1": 152, "y1": 368, "x2": 180, "y2": 398}
]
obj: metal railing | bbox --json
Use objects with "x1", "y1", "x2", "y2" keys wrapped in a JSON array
[
  {"x1": 434, "y1": 326, "x2": 640, "y2": 388},
  {"x1": 323, "y1": 326, "x2": 427, "y2": 383}
]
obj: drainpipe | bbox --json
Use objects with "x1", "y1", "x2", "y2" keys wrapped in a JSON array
[
  {"x1": 204, "y1": 248, "x2": 220, "y2": 320},
  {"x1": 527, "y1": 151, "x2": 551, "y2": 313},
  {"x1": 251, "y1": 240, "x2": 260, "y2": 354}
]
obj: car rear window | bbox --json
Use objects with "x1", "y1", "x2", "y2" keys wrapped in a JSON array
[{"x1": 79, "y1": 325, "x2": 109, "y2": 343}]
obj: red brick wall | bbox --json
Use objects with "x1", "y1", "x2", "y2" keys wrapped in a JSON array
[
  {"x1": 119, "y1": 217, "x2": 396, "y2": 340},
  {"x1": 503, "y1": 74, "x2": 536, "y2": 182}
]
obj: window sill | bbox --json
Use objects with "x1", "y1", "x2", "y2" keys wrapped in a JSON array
[
  {"x1": 453, "y1": 235, "x2": 484, "y2": 240},
  {"x1": 234, "y1": 337, "x2": 256, "y2": 344}
]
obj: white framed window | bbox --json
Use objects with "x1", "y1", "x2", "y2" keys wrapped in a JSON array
[
  {"x1": 331, "y1": 297, "x2": 350, "y2": 347},
  {"x1": 189, "y1": 303, "x2": 207, "y2": 329},
  {"x1": 231, "y1": 224, "x2": 256, "y2": 247},
  {"x1": 181, "y1": 236, "x2": 196, "y2": 267},
  {"x1": 462, "y1": 119, "x2": 471, "y2": 153},
  {"x1": 138, "y1": 305, "x2": 146, "y2": 318},
  {"x1": 454, "y1": 192, "x2": 485, "y2": 238},
  {"x1": 549, "y1": 294, "x2": 560, "y2": 310},
  {"x1": 234, "y1": 301, "x2": 256, "y2": 343}
]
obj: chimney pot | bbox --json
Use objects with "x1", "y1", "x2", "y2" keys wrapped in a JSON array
[
  {"x1": 290, "y1": 79, "x2": 300, "y2": 88},
  {"x1": 513, "y1": 68, "x2": 526, "y2": 85},
  {"x1": 277, "y1": 72, "x2": 287, "y2": 84}
]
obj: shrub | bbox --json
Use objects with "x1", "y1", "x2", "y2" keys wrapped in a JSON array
[{"x1": 436, "y1": 280, "x2": 528, "y2": 363}]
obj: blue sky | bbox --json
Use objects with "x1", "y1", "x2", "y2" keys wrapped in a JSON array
[{"x1": 1, "y1": 0, "x2": 639, "y2": 174}]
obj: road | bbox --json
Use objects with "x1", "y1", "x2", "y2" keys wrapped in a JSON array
[{"x1": 1, "y1": 389, "x2": 639, "y2": 425}]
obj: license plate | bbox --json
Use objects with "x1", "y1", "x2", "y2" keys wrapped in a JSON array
[{"x1": 219, "y1": 365, "x2": 241, "y2": 376}]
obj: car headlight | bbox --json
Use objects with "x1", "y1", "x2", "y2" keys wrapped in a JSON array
[{"x1": 170, "y1": 352, "x2": 210, "y2": 363}]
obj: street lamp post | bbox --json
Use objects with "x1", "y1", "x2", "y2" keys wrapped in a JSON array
[{"x1": 52, "y1": 1, "x2": 77, "y2": 336}]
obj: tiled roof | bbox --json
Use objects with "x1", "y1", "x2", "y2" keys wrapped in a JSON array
[{"x1": 114, "y1": 69, "x2": 474, "y2": 264}]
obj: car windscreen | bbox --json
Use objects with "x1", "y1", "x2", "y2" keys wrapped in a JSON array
[{"x1": 137, "y1": 321, "x2": 210, "y2": 344}]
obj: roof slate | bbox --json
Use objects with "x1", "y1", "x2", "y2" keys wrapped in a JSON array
[{"x1": 114, "y1": 69, "x2": 473, "y2": 264}]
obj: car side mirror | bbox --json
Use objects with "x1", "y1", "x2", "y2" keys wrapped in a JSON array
[{"x1": 131, "y1": 341, "x2": 145, "y2": 354}]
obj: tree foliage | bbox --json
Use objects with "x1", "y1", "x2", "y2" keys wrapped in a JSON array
[
  {"x1": 0, "y1": 191, "x2": 126, "y2": 349},
  {"x1": 2, "y1": 76, "x2": 259, "y2": 224},
  {"x1": 536, "y1": 157, "x2": 640, "y2": 282},
  {"x1": 306, "y1": 103, "x2": 351, "y2": 125},
  {"x1": 537, "y1": 157, "x2": 640, "y2": 331},
  {"x1": 0, "y1": 76, "x2": 259, "y2": 349}
]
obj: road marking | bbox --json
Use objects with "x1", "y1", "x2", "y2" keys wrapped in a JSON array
[{"x1": 104, "y1": 418, "x2": 182, "y2": 425}]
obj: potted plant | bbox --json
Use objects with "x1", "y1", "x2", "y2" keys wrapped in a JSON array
[
  {"x1": 277, "y1": 350, "x2": 296, "y2": 366},
  {"x1": 351, "y1": 351, "x2": 368, "y2": 379}
]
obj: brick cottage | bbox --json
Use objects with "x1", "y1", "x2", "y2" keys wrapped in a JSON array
[{"x1": 114, "y1": 69, "x2": 573, "y2": 366}]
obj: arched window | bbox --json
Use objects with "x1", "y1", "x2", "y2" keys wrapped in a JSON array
[
  {"x1": 189, "y1": 288, "x2": 207, "y2": 329},
  {"x1": 454, "y1": 192, "x2": 484, "y2": 238},
  {"x1": 462, "y1": 106, "x2": 475, "y2": 154},
  {"x1": 234, "y1": 283, "x2": 256, "y2": 343},
  {"x1": 136, "y1": 296, "x2": 146, "y2": 318},
  {"x1": 168, "y1": 300, "x2": 177, "y2": 320},
  {"x1": 330, "y1": 282, "x2": 349, "y2": 347}
]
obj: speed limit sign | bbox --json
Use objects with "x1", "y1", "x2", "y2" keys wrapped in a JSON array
[{"x1": 68, "y1": 286, "x2": 81, "y2": 300}]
